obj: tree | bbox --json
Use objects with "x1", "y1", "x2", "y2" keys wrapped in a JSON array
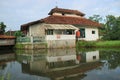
[
  {"x1": 89, "y1": 15, "x2": 120, "y2": 40},
  {"x1": 89, "y1": 15, "x2": 105, "y2": 38},
  {"x1": 14, "y1": 31, "x2": 23, "y2": 37},
  {"x1": 89, "y1": 14, "x2": 102, "y2": 22},
  {"x1": 103, "y1": 15, "x2": 120, "y2": 40},
  {"x1": 0, "y1": 22, "x2": 6, "y2": 35}
]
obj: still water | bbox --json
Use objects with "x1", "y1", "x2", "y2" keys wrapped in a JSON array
[{"x1": 0, "y1": 48, "x2": 120, "y2": 80}]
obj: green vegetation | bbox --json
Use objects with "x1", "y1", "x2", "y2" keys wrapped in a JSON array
[
  {"x1": 0, "y1": 22, "x2": 6, "y2": 35},
  {"x1": 96, "y1": 41, "x2": 120, "y2": 48},
  {"x1": 14, "y1": 31, "x2": 23, "y2": 37},
  {"x1": 15, "y1": 42, "x2": 47, "y2": 49},
  {"x1": 89, "y1": 15, "x2": 120, "y2": 40},
  {"x1": 89, "y1": 14, "x2": 102, "y2": 22},
  {"x1": 76, "y1": 40, "x2": 120, "y2": 48},
  {"x1": 76, "y1": 15, "x2": 120, "y2": 49},
  {"x1": 100, "y1": 50, "x2": 120, "y2": 69},
  {"x1": 15, "y1": 43, "x2": 25, "y2": 49},
  {"x1": 76, "y1": 41, "x2": 95, "y2": 48}
]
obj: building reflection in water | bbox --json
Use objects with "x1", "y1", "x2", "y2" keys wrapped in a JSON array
[
  {"x1": 16, "y1": 49, "x2": 102, "y2": 80},
  {"x1": 76, "y1": 50, "x2": 99, "y2": 64}
]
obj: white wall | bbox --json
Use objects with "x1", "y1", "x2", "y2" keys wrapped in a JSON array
[
  {"x1": 52, "y1": 12, "x2": 82, "y2": 18},
  {"x1": 79, "y1": 27, "x2": 99, "y2": 41},
  {"x1": 46, "y1": 35, "x2": 76, "y2": 40},
  {"x1": 53, "y1": 12, "x2": 62, "y2": 16},
  {"x1": 64, "y1": 14, "x2": 83, "y2": 18}
]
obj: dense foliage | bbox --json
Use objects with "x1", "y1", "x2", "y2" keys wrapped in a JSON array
[
  {"x1": 103, "y1": 15, "x2": 120, "y2": 40},
  {"x1": 89, "y1": 15, "x2": 102, "y2": 22},
  {"x1": 0, "y1": 22, "x2": 6, "y2": 34},
  {"x1": 14, "y1": 31, "x2": 23, "y2": 37}
]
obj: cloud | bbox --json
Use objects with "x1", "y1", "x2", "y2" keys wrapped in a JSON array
[
  {"x1": 0, "y1": 0, "x2": 120, "y2": 30},
  {"x1": 0, "y1": 0, "x2": 55, "y2": 30},
  {"x1": 69, "y1": 0, "x2": 120, "y2": 17}
]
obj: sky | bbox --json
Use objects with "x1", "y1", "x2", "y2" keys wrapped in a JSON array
[{"x1": 0, "y1": 0, "x2": 120, "y2": 31}]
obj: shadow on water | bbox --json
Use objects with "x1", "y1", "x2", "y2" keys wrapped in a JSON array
[{"x1": 0, "y1": 45, "x2": 14, "y2": 51}]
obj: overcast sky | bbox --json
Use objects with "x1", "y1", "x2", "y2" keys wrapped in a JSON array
[{"x1": 0, "y1": 0, "x2": 120, "y2": 31}]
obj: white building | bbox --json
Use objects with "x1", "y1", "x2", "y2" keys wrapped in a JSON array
[{"x1": 21, "y1": 7, "x2": 102, "y2": 48}]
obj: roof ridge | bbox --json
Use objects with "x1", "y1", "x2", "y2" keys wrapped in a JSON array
[
  {"x1": 48, "y1": 7, "x2": 85, "y2": 16},
  {"x1": 44, "y1": 15, "x2": 85, "y2": 19}
]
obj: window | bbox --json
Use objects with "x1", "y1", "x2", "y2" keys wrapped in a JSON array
[
  {"x1": 46, "y1": 29, "x2": 53, "y2": 35},
  {"x1": 92, "y1": 30, "x2": 95, "y2": 34},
  {"x1": 55, "y1": 30, "x2": 63, "y2": 35},
  {"x1": 80, "y1": 28, "x2": 85, "y2": 38},
  {"x1": 93, "y1": 56, "x2": 96, "y2": 60},
  {"x1": 66, "y1": 30, "x2": 74, "y2": 35}
]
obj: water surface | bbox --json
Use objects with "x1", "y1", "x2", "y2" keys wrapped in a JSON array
[{"x1": 0, "y1": 48, "x2": 120, "y2": 80}]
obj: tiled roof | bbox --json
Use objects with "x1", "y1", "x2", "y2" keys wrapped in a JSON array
[
  {"x1": 21, "y1": 16, "x2": 102, "y2": 30},
  {"x1": 48, "y1": 7, "x2": 85, "y2": 16},
  {"x1": 0, "y1": 35, "x2": 15, "y2": 39},
  {"x1": 42, "y1": 15, "x2": 102, "y2": 27}
]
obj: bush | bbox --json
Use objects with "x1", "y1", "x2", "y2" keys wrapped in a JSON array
[{"x1": 76, "y1": 41, "x2": 95, "y2": 48}]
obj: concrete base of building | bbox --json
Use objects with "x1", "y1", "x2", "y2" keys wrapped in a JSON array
[
  {"x1": 47, "y1": 40, "x2": 76, "y2": 48},
  {"x1": 15, "y1": 39, "x2": 76, "y2": 49}
]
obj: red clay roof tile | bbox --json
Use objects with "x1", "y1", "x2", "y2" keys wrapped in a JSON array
[
  {"x1": 0, "y1": 35, "x2": 15, "y2": 39},
  {"x1": 42, "y1": 15, "x2": 101, "y2": 27},
  {"x1": 21, "y1": 15, "x2": 102, "y2": 30}
]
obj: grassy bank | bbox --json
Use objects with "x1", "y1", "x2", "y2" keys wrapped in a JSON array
[
  {"x1": 15, "y1": 42, "x2": 47, "y2": 49},
  {"x1": 76, "y1": 40, "x2": 120, "y2": 48}
]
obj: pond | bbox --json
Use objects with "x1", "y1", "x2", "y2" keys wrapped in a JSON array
[{"x1": 0, "y1": 48, "x2": 120, "y2": 80}]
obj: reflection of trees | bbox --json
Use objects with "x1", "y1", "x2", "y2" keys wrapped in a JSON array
[
  {"x1": 0, "y1": 64, "x2": 6, "y2": 70},
  {"x1": 100, "y1": 50, "x2": 120, "y2": 69}
]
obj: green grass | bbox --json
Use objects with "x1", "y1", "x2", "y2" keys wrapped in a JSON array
[
  {"x1": 96, "y1": 40, "x2": 120, "y2": 48},
  {"x1": 76, "y1": 41, "x2": 95, "y2": 48},
  {"x1": 76, "y1": 40, "x2": 120, "y2": 48}
]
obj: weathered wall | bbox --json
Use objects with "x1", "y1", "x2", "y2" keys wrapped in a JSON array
[
  {"x1": 0, "y1": 39, "x2": 15, "y2": 46},
  {"x1": 47, "y1": 39, "x2": 75, "y2": 48},
  {"x1": 29, "y1": 23, "x2": 45, "y2": 36}
]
